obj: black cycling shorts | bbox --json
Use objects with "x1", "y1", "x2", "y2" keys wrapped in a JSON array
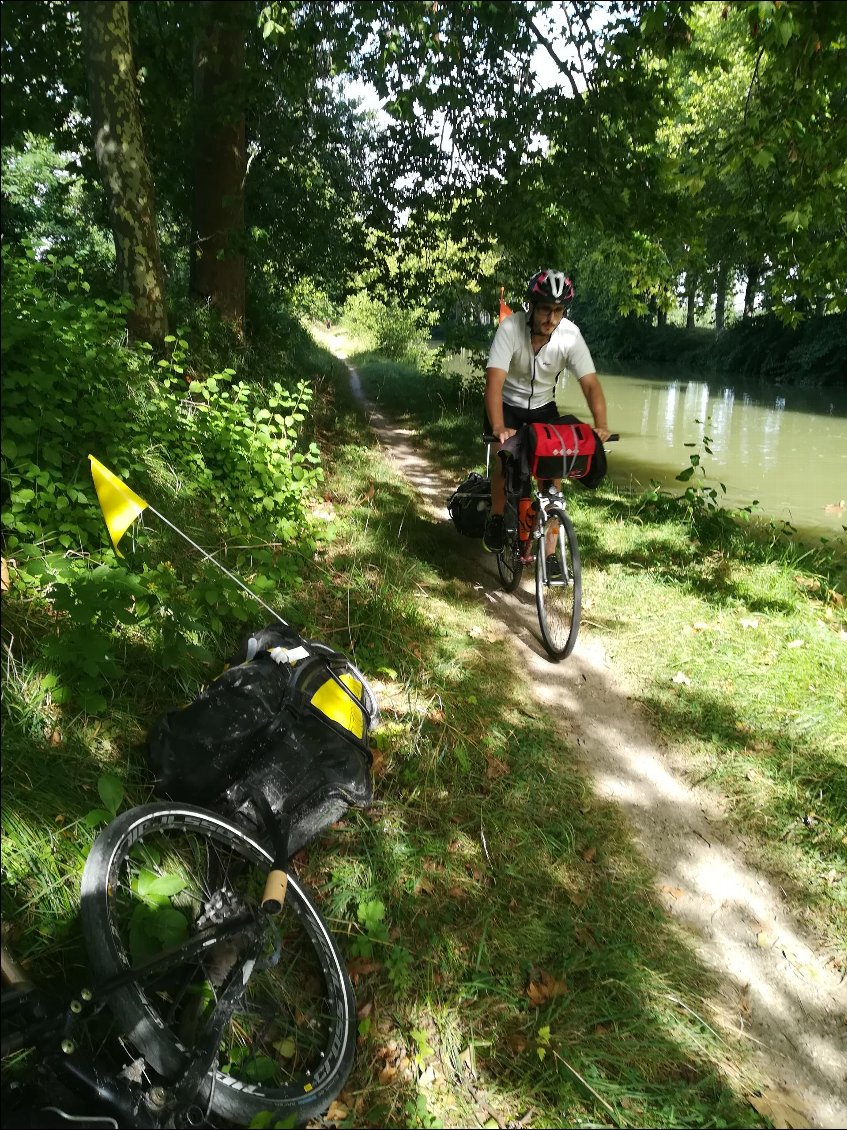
[{"x1": 484, "y1": 400, "x2": 559, "y2": 436}]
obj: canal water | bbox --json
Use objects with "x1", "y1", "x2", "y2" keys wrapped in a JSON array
[
  {"x1": 444, "y1": 350, "x2": 846, "y2": 544},
  {"x1": 555, "y1": 368, "x2": 846, "y2": 543}
]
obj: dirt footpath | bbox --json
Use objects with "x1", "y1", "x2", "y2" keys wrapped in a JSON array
[{"x1": 336, "y1": 344, "x2": 847, "y2": 1130}]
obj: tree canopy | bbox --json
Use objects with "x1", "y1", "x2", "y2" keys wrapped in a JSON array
[{"x1": 1, "y1": 1, "x2": 845, "y2": 335}]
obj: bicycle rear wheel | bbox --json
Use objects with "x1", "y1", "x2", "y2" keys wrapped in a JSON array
[
  {"x1": 535, "y1": 508, "x2": 581, "y2": 660},
  {"x1": 496, "y1": 499, "x2": 524, "y2": 592},
  {"x1": 80, "y1": 803, "x2": 355, "y2": 1125}
]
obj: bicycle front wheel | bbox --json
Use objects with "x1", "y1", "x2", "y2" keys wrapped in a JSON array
[
  {"x1": 535, "y1": 509, "x2": 582, "y2": 660},
  {"x1": 496, "y1": 499, "x2": 524, "y2": 592},
  {"x1": 80, "y1": 803, "x2": 356, "y2": 1125}
]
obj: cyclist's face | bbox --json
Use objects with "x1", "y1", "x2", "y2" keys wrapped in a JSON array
[{"x1": 532, "y1": 303, "x2": 566, "y2": 334}]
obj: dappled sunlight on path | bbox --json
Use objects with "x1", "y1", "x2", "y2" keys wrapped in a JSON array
[{"x1": 337, "y1": 345, "x2": 847, "y2": 1129}]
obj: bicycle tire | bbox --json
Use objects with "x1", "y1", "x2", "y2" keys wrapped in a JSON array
[
  {"x1": 496, "y1": 500, "x2": 524, "y2": 592},
  {"x1": 535, "y1": 509, "x2": 582, "y2": 660},
  {"x1": 80, "y1": 803, "x2": 356, "y2": 1125}
]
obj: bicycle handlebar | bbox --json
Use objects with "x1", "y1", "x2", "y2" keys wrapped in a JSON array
[{"x1": 482, "y1": 431, "x2": 620, "y2": 444}]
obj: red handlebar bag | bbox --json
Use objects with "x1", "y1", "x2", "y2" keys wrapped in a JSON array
[{"x1": 526, "y1": 417, "x2": 607, "y2": 489}]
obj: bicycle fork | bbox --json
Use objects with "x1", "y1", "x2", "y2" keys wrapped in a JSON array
[{"x1": 535, "y1": 502, "x2": 572, "y2": 587}]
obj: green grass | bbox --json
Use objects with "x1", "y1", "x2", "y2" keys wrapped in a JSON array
[{"x1": 3, "y1": 321, "x2": 844, "y2": 1128}]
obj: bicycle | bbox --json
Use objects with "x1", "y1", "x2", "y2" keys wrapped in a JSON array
[
  {"x1": 484, "y1": 425, "x2": 618, "y2": 661},
  {"x1": 1, "y1": 794, "x2": 356, "y2": 1128}
]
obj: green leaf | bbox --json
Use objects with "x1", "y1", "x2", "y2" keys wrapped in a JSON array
[
  {"x1": 84, "y1": 807, "x2": 113, "y2": 827},
  {"x1": 147, "y1": 906, "x2": 188, "y2": 946},
  {"x1": 751, "y1": 147, "x2": 776, "y2": 170},
  {"x1": 675, "y1": 466, "x2": 696, "y2": 482},
  {"x1": 146, "y1": 873, "x2": 187, "y2": 899},
  {"x1": 244, "y1": 1055, "x2": 278, "y2": 1082},
  {"x1": 80, "y1": 692, "x2": 108, "y2": 714},
  {"x1": 98, "y1": 773, "x2": 124, "y2": 815}
]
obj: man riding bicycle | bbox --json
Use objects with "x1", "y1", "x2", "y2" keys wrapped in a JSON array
[{"x1": 483, "y1": 269, "x2": 613, "y2": 553}]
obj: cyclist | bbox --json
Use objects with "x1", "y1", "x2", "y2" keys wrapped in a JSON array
[{"x1": 483, "y1": 268, "x2": 613, "y2": 553}]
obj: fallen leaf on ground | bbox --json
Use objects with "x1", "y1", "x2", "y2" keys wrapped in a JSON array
[
  {"x1": 485, "y1": 755, "x2": 510, "y2": 779},
  {"x1": 574, "y1": 926, "x2": 598, "y2": 949},
  {"x1": 347, "y1": 957, "x2": 382, "y2": 978},
  {"x1": 739, "y1": 617, "x2": 760, "y2": 629},
  {"x1": 748, "y1": 1086, "x2": 813, "y2": 1129},
  {"x1": 581, "y1": 846, "x2": 597, "y2": 863},
  {"x1": 794, "y1": 575, "x2": 821, "y2": 591},
  {"x1": 672, "y1": 671, "x2": 691, "y2": 685},
  {"x1": 786, "y1": 639, "x2": 804, "y2": 648},
  {"x1": 527, "y1": 969, "x2": 567, "y2": 1005},
  {"x1": 661, "y1": 885, "x2": 685, "y2": 900},
  {"x1": 756, "y1": 930, "x2": 776, "y2": 949}
]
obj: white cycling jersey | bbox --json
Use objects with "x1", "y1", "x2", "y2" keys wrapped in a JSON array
[{"x1": 486, "y1": 311, "x2": 596, "y2": 410}]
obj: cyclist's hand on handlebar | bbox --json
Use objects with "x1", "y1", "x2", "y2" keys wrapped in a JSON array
[
  {"x1": 594, "y1": 426, "x2": 614, "y2": 442},
  {"x1": 491, "y1": 427, "x2": 516, "y2": 445}
]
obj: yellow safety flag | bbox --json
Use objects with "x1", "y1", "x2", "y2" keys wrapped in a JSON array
[{"x1": 88, "y1": 455, "x2": 149, "y2": 557}]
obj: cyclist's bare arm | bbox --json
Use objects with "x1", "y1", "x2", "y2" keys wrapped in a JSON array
[
  {"x1": 577, "y1": 372, "x2": 612, "y2": 441},
  {"x1": 484, "y1": 368, "x2": 516, "y2": 445}
]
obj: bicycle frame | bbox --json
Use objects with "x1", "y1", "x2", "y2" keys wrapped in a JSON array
[
  {"x1": 484, "y1": 424, "x2": 620, "y2": 659},
  {"x1": 513, "y1": 481, "x2": 571, "y2": 572}
]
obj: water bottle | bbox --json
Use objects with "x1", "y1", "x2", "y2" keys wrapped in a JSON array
[{"x1": 518, "y1": 498, "x2": 536, "y2": 539}]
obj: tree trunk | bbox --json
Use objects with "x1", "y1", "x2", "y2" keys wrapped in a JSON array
[
  {"x1": 81, "y1": 1, "x2": 168, "y2": 345},
  {"x1": 743, "y1": 263, "x2": 759, "y2": 319},
  {"x1": 714, "y1": 264, "x2": 728, "y2": 335},
  {"x1": 656, "y1": 307, "x2": 667, "y2": 327},
  {"x1": 191, "y1": 0, "x2": 247, "y2": 335},
  {"x1": 684, "y1": 272, "x2": 696, "y2": 329}
]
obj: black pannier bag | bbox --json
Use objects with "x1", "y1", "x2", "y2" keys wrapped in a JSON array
[
  {"x1": 147, "y1": 625, "x2": 379, "y2": 854},
  {"x1": 447, "y1": 472, "x2": 491, "y2": 537}
]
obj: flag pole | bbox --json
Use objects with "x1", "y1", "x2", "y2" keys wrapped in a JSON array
[{"x1": 146, "y1": 505, "x2": 289, "y2": 628}]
